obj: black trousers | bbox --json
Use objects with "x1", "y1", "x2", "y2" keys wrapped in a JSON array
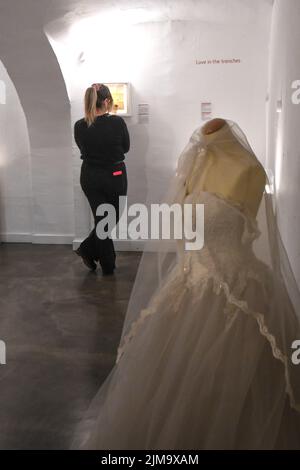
[{"x1": 79, "y1": 160, "x2": 127, "y2": 271}]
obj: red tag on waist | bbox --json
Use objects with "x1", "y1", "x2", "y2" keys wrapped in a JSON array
[{"x1": 113, "y1": 170, "x2": 123, "y2": 176}]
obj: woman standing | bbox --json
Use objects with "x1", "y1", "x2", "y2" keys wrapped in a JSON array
[{"x1": 74, "y1": 84, "x2": 130, "y2": 275}]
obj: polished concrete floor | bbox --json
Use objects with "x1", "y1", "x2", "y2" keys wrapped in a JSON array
[{"x1": 0, "y1": 243, "x2": 141, "y2": 449}]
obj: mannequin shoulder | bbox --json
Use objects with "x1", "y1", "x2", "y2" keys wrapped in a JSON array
[
  {"x1": 246, "y1": 162, "x2": 267, "y2": 200},
  {"x1": 250, "y1": 161, "x2": 267, "y2": 184}
]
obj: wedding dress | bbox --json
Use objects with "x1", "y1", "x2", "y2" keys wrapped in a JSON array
[{"x1": 77, "y1": 120, "x2": 300, "y2": 450}]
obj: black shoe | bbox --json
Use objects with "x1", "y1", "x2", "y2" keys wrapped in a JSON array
[
  {"x1": 101, "y1": 265, "x2": 115, "y2": 275},
  {"x1": 101, "y1": 263, "x2": 115, "y2": 276},
  {"x1": 75, "y1": 248, "x2": 97, "y2": 271}
]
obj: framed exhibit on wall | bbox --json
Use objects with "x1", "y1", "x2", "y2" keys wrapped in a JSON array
[{"x1": 104, "y1": 82, "x2": 131, "y2": 117}]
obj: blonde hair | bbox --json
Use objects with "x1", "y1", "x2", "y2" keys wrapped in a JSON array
[
  {"x1": 84, "y1": 84, "x2": 113, "y2": 127},
  {"x1": 84, "y1": 86, "x2": 98, "y2": 127}
]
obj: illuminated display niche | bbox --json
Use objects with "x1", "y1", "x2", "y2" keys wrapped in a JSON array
[{"x1": 105, "y1": 82, "x2": 131, "y2": 117}]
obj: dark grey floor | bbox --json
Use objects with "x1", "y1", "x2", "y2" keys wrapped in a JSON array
[{"x1": 0, "y1": 243, "x2": 141, "y2": 449}]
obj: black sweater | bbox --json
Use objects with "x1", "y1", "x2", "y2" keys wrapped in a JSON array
[{"x1": 74, "y1": 113, "x2": 130, "y2": 167}]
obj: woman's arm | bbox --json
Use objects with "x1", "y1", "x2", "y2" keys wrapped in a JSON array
[
  {"x1": 74, "y1": 121, "x2": 82, "y2": 151},
  {"x1": 121, "y1": 119, "x2": 130, "y2": 153}
]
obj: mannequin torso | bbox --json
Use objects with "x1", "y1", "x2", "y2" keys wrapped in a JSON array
[{"x1": 185, "y1": 120, "x2": 266, "y2": 218}]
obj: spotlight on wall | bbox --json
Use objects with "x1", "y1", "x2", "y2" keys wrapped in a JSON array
[
  {"x1": 276, "y1": 99, "x2": 282, "y2": 113},
  {"x1": 265, "y1": 169, "x2": 274, "y2": 194},
  {"x1": 70, "y1": 7, "x2": 160, "y2": 41}
]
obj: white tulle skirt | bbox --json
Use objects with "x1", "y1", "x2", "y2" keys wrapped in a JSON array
[{"x1": 77, "y1": 263, "x2": 300, "y2": 450}]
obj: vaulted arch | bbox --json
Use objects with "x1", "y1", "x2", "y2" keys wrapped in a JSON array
[{"x1": 0, "y1": 2, "x2": 74, "y2": 242}]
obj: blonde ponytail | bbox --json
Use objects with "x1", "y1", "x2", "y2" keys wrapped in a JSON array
[{"x1": 84, "y1": 86, "x2": 97, "y2": 127}]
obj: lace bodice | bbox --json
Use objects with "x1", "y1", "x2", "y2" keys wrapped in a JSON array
[{"x1": 181, "y1": 191, "x2": 265, "y2": 287}]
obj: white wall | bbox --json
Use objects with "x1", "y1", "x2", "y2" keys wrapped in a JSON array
[
  {"x1": 267, "y1": 0, "x2": 300, "y2": 285},
  {"x1": 0, "y1": 61, "x2": 32, "y2": 241},
  {"x1": 46, "y1": 0, "x2": 272, "y2": 247}
]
